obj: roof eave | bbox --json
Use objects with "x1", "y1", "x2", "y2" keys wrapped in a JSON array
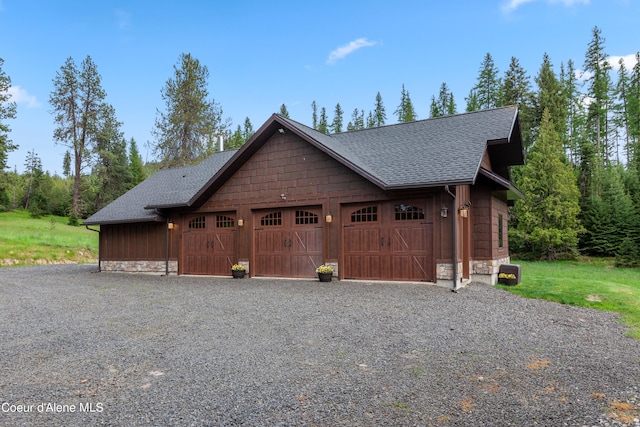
[
  {"x1": 82, "y1": 215, "x2": 166, "y2": 226},
  {"x1": 383, "y1": 178, "x2": 475, "y2": 191}
]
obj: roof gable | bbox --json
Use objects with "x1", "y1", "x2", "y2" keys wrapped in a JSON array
[{"x1": 84, "y1": 106, "x2": 524, "y2": 225}]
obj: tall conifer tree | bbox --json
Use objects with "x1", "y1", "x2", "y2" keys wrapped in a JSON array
[
  {"x1": 151, "y1": 53, "x2": 225, "y2": 168},
  {"x1": 512, "y1": 109, "x2": 582, "y2": 259},
  {"x1": 50, "y1": 55, "x2": 106, "y2": 217}
]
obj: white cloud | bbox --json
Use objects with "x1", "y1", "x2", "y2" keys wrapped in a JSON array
[
  {"x1": 609, "y1": 53, "x2": 639, "y2": 71},
  {"x1": 575, "y1": 54, "x2": 639, "y2": 82},
  {"x1": 502, "y1": 0, "x2": 589, "y2": 13},
  {"x1": 327, "y1": 38, "x2": 377, "y2": 65},
  {"x1": 6, "y1": 86, "x2": 41, "y2": 108}
]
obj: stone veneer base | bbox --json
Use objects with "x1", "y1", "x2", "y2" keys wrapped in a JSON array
[{"x1": 100, "y1": 260, "x2": 178, "y2": 274}]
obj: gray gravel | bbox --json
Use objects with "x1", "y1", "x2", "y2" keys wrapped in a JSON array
[{"x1": 1, "y1": 264, "x2": 639, "y2": 426}]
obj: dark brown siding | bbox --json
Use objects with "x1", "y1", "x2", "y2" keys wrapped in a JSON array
[
  {"x1": 100, "y1": 222, "x2": 178, "y2": 260},
  {"x1": 472, "y1": 186, "x2": 493, "y2": 260},
  {"x1": 194, "y1": 132, "x2": 442, "y2": 279},
  {"x1": 471, "y1": 182, "x2": 509, "y2": 260}
]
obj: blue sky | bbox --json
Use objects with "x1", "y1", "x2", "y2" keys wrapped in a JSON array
[{"x1": 1, "y1": 0, "x2": 639, "y2": 174}]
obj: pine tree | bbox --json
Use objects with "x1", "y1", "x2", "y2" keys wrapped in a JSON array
[
  {"x1": 129, "y1": 138, "x2": 146, "y2": 186},
  {"x1": 430, "y1": 82, "x2": 456, "y2": 118},
  {"x1": 331, "y1": 103, "x2": 343, "y2": 133},
  {"x1": 92, "y1": 104, "x2": 132, "y2": 212},
  {"x1": 318, "y1": 107, "x2": 329, "y2": 134},
  {"x1": 501, "y1": 57, "x2": 534, "y2": 148},
  {"x1": 473, "y1": 53, "x2": 502, "y2": 110},
  {"x1": 465, "y1": 89, "x2": 481, "y2": 112},
  {"x1": 583, "y1": 26, "x2": 613, "y2": 168},
  {"x1": 562, "y1": 59, "x2": 586, "y2": 165},
  {"x1": 279, "y1": 103, "x2": 289, "y2": 118},
  {"x1": 512, "y1": 109, "x2": 582, "y2": 259},
  {"x1": 581, "y1": 166, "x2": 637, "y2": 257},
  {"x1": 394, "y1": 84, "x2": 417, "y2": 123},
  {"x1": 50, "y1": 55, "x2": 106, "y2": 217},
  {"x1": 0, "y1": 57, "x2": 18, "y2": 172},
  {"x1": 151, "y1": 53, "x2": 225, "y2": 168},
  {"x1": 242, "y1": 117, "x2": 254, "y2": 141},
  {"x1": 613, "y1": 58, "x2": 631, "y2": 164},
  {"x1": 23, "y1": 150, "x2": 47, "y2": 217},
  {"x1": 347, "y1": 108, "x2": 364, "y2": 131},
  {"x1": 311, "y1": 101, "x2": 318, "y2": 130},
  {"x1": 629, "y1": 53, "x2": 640, "y2": 170},
  {"x1": 228, "y1": 125, "x2": 244, "y2": 149},
  {"x1": 0, "y1": 58, "x2": 17, "y2": 211},
  {"x1": 366, "y1": 111, "x2": 375, "y2": 128},
  {"x1": 373, "y1": 92, "x2": 386, "y2": 127},
  {"x1": 533, "y1": 53, "x2": 567, "y2": 146}
]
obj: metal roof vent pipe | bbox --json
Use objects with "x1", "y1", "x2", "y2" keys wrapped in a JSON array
[{"x1": 218, "y1": 135, "x2": 224, "y2": 152}]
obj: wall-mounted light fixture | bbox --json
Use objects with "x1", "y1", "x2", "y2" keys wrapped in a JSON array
[
  {"x1": 237, "y1": 217, "x2": 244, "y2": 227},
  {"x1": 280, "y1": 193, "x2": 286, "y2": 200},
  {"x1": 458, "y1": 201, "x2": 471, "y2": 218},
  {"x1": 325, "y1": 213, "x2": 333, "y2": 223},
  {"x1": 440, "y1": 206, "x2": 448, "y2": 218},
  {"x1": 168, "y1": 222, "x2": 175, "y2": 230},
  {"x1": 278, "y1": 128, "x2": 286, "y2": 134}
]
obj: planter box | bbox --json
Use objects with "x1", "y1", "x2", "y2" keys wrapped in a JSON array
[
  {"x1": 232, "y1": 270, "x2": 246, "y2": 279},
  {"x1": 498, "y1": 264, "x2": 521, "y2": 285},
  {"x1": 318, "y1": 273, "x2": 332, "y2": 282}
]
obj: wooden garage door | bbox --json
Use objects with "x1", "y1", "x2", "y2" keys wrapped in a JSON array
[
  {"x1": 254, "y1": 207, "x2": 323, "y2": 278},
  {"x1": 342, "y1": 199, "x2": 434, "y2": 281},
  {"x1": 183, "y1": 213, "x2": 237, "y2": 275}
]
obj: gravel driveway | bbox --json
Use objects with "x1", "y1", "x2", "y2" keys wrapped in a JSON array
[{"x1": 1, "y1": 264, "x2": 639, "y2": 426}]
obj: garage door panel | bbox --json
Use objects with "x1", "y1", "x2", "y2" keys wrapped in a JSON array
[
  {"x1": 344, "y1": 228, "x2": 381, "y2": 253},
  {"x1": 183, "y1": 213, "x2": 238, "y2": 275},
  {"x1": 343, "y1": 200, "x2": 434, "y2": 282},
  {"x1": 254, "y1": 208, "x2": 322, "y2": 278},
  {"x1": 345, "y1": 254, "x2": 383, "y2": 279}
]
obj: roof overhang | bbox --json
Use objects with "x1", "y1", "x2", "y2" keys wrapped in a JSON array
[
  {"x1": 479, "y1": 167, "x2": 524, "y2": 199},
  {"x1": 82, "y1": 214, "x2": 166, "y2": 226}
]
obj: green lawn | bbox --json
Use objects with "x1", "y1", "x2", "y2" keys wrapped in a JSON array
[
  {"x1": 0, "y1": 210, "x2": 98, "y2": 266},
  {"x1": 499, "y1": 259, "x2": 640, "y2": 339}
]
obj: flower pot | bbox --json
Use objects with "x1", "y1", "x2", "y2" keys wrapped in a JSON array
[
  {"x1": 318, "y1": 272, "x2": 332, "y2": 282},
  {"x1": 232, "y1": 270, "x2": 245, "y2": 279},
  {"x1": 498, "y1": 278, "x2": 518, "y2": 286}
]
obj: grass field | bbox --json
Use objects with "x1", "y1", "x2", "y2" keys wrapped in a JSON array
[
  {"x1": 0, "y1": 210, "x2": 98, "y2": 266},
  {"x1": 499, "y1": 259, "x2": 640, "y2": 339}
]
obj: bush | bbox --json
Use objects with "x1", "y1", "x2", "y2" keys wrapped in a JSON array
[
  {"x1": 615, "y1": 237, "x2": 640, "y2": 268},
  {"x1": 68, "y1": 212, "x2": 79, "y2": 226}
]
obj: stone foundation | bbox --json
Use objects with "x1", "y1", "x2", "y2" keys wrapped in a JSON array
[
  {"x1": 100, "y1": 260, "x2": 178, "y2": 274},
  {"x1": 238, "y1": 261, "x2": 250, "y2": 275},
  {"x1": 437, "y1": 257, "x2": 511, "y2": 287},
  {"x1": 470, "y1": 256, "x2": 511, "y2": 285},
  {"x1": 325, "y1": 262, "x2": 339, "y2": 277}
]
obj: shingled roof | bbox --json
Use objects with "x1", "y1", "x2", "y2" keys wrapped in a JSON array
[
  {"x1": 84, "y1": 106, "x2": 523, "y2": 225},
  {"x1": 83, "y1": 150, "x2": 237, "y2": 225},
  {"x1": 278, "y1": 105, "x2": 522, "y2": 189}
]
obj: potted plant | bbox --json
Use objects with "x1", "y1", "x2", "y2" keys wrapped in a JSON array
[
  {"x1": 498, "y1": 272, "x2": 517, "y2": 286},
  {"x1": 231, "y1": 264, "x2": 246, "y2": 279},
  {"x1": 316, "y1": 264, "x2": 333, "y2": 282}
]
